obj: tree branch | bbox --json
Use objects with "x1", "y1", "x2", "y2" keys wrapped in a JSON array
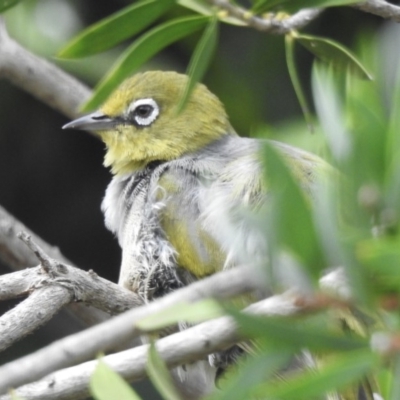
[
  {"x1": 209, "y1": 0, "x2": 322, "y2": 33},
  {"x1": 0, "y1": 18, "x2": 90, "y2": 118},
  {"x1": 354, "y1": 0, "x2": 400, "y2": 22},
  {"x1": 0, "y1": 286, "x2": 72, "y2": 353},
  {"x1": 0, "y1": 233, "x2": 142, "y2": 351},
  {"x1": 0, "y1": 205, "x2": 110, "y2": 326},
  {"x1": 0, "y1": 263, "x2": 265, "y2": 395},
  {"x1": 0, "y1": 291, "x2": 326, "y2": 400}
]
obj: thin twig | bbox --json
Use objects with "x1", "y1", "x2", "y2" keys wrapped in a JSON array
[
  {"x1": 17, "y1": 232, "x2": 54, "y2": 274},
  {"x1": 353, "y1": 0, "x2": 400, "y2": 22},
  {"x1": 209, "y1": 0, "x2": 322, "y2": 33}
]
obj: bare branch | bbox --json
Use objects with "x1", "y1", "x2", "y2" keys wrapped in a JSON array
[
  {"x1": 0, "y1": 293, "x2": 306, "y2": 400},
  {"x1": 353, "y1": 0, "x2": 400, "y2": 22},
  {"x1": 0, "y1": 235, "x2": 142, "y2": 351},
  {"x1": 209, "y1": 0, "x2": 322, "y2": 33},
  {"x1": 0, "y1": 286, "x2": 71, "y2": 352},
  {"x1": 0, "y1": 263, "x2": 141, "y2": 315},
  {"x1": 0, "y1": 18, "x2": 90, "y2": 118},
  {"x1": 0, "y1": 264, "x2": 264, "y2": 395},
  {"x1": 0, "y1": 205, "x2": 109, "y2": 326}
]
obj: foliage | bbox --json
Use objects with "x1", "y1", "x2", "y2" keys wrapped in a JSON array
[{"x1": 89, "y1": 33, "x2": 400, "y2": 397}]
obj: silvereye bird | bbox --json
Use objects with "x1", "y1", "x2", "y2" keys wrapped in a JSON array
[
  {"x1": 63, "y1": 71, "x2": 326, "y2": 297},
  {"x1": 63, "y1": 71, "x2": 327, "y2": 395}
]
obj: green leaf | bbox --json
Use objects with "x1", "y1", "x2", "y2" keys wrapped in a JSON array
[
  {"x1": 296, "y1": 33, "x2": 373, "y2": 80},
  {"x1": 252, "y1": 0, "x2": 288, "y2": 14},
  {"x1": 255, "y1": 350, "x2": 377, "y2": 400},
  {"x1": 146, "y1": 341, "x2": 182, "y2": 400},
  {"x1": 263, "y1": 142, "x2": 325, "y2": 277},
  {"x1": 228, "y1": 309, "x2": 368, "y2": 352},
  {"x1": 356, "y1": 237, "x2": 400, "y2": 292},
  {"x1": 90, "y1": 360, "x2": 142, "y2": 400},
  {"x1": 177, "y1": 16, "x2": 218, "y2": 112},
  {"x1": 285, "y1": 34, "x2": 314, "y2": 131},
  {"x1": 389, "y1": 355, "x2": 400, "y2": 400},
  {"x1": 178, "y1": 0, "x2": 245, "y2": 25},
  {"x1": 311, "y1": 63, "x2": 350, "y2": 162},
  {"x1": 136, "y1": 299, "x2": 225, "y2": 331},
  {"x1": 208, "y1": 350, "x2": 293, "y2": 400},
  {"x1": 81, "y1": 15, "x2": 210, "y2": 111},
  {"x1": 0, "y1": 0, "x2": 20, "y2": 13},
  {"x1": 385, "y1": 62, "x2": 400, "y2": 216},
  {"x1": 58, "y1": 0, "x2": 176, "y2": 59}
]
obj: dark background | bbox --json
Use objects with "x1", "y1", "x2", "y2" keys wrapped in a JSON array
[{"x1": 0, "y1": 0, "x2": 386, "y2": 397}]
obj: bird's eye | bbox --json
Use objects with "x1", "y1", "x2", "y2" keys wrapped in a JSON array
[
  {"x1": 135, "y1": 105, "x2": 153, "y2": 118},
  {"x1": 127, "y1": 98, "x2": 159, "y2": 127}
]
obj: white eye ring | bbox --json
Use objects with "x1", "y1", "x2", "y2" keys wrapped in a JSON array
[{"x1": 127, "y1": 98, "x2": 159, "y2": 127}]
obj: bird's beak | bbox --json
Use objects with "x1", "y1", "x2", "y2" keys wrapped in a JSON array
[{"x1": 62, "y1": 111, "x2": 117, "y2": 131}]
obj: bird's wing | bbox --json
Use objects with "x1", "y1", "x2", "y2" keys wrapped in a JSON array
[{"x1": 156, "y1": 136, "x2": 328, "y2": 279}]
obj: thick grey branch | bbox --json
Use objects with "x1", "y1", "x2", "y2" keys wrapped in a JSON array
[
  {"x1": 0, "y1": 264, "x2": 264, "y2": 395},
  {"x1": 0, "y1": 262, "x2": 141, "y2": 316},
  {"x1": 354, "y1": 0, "x2": 400, "y2": 22},
  {"x1": 0, "y1": 286, "x2": 72, "y2": 352},
  {"x1": 210, "y1": 0, "x2": 322, "y2": 33},
  {"x1": 0, "y1": 267, "x2": 136, "y2": 352},
  {"x1": 0, "y1": 18, "x2": 90, "y2": 118},
  {"x1": 0, "y1": 293, "x2": 300, "y2": 400},
  {"x1": 0, "y1": 233, "x2": 142, "y2": 351},
  {"x1": 0, "y1": 205, "x2": 109, "y2": 326}
]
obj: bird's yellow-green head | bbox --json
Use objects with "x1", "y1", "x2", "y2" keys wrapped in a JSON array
[{"x1": 64, "y1": 71, "x2": 232, "y2": 175}]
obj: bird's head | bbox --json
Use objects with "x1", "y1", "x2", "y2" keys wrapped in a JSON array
[{"x1": 64, "y1": 71, "x2": 232, "y2": 175}]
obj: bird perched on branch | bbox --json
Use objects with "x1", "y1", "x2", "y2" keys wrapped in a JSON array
[
  {"x1": 63, "y1": 71, "x2": 327, "y2": 395},
  {"x1": 63, "y1": 71, "x2": 325, "y2": 295}
]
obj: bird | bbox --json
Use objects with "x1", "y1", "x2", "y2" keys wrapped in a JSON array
[{"x1": 63, "y1": 70, "x2": 329, "y2": 397}]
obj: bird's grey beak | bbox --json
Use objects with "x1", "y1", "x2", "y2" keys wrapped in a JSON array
[{"x1": 62, "y1": 111, "x2": 116, "y2": 131}]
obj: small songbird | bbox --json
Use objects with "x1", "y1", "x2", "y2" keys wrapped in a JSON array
[{"x1": 63, "y1": 70, "x2": 327, "y2": 396}]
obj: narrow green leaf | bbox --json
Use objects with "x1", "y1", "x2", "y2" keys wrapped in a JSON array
[
  {"x1": 90, "y1": 360, "x2": 142, "y2": 400},
  {"x1": 137, "y1": 299, "x2": 225, "y2": 331},
  {"x1": 257, "y1": 350, "x2": 377, "y2": 400},
  {"x1": 385, "y1": 63, "x2": 400, "y2": 215},
  {"x1": 311, "y1": 62, "x2": 350, "y2": 162},
  {"x1": 356, "y1": 237, "x2": 400, "y2": 292},
  {"x1": 81, "y1": 15, "x2": 210, "y2": 111},
  {"x1": 228, "y1": 308, "x2": 368, "y2": 352},
  {"x1": 58, "y1": 0, "x2": 176, "y2": 58},
  {"x1": 296, "y1": 33, "x2": 373, "y2": 80},
  {"x1": 0, "y1": 0, "x2": 20, "y2": 13},
  {"x1": 208, "y1": 350, "x2": 293, "y2": 400},
  {"x1": 177, "y1": 16, "x2": 218, "y2": 112},
  {"x1": 252, "y1": 0, "x2": 287, "y2": 14},
  {"x1": 177, "y1": 0, "x2": 245, "y2": 25},
  {"x1": 147, "y1": 341, "x2": 182, "y2": 400},
  {"x1": 263, "y1": 142, "x2": 325, "y2": 276},
  {"x1": 285, "y1": 34, "x2": 314, "y2": 130},
  {"x1": 389, "y1": 355, "x2": 400, "y2": 400}
]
